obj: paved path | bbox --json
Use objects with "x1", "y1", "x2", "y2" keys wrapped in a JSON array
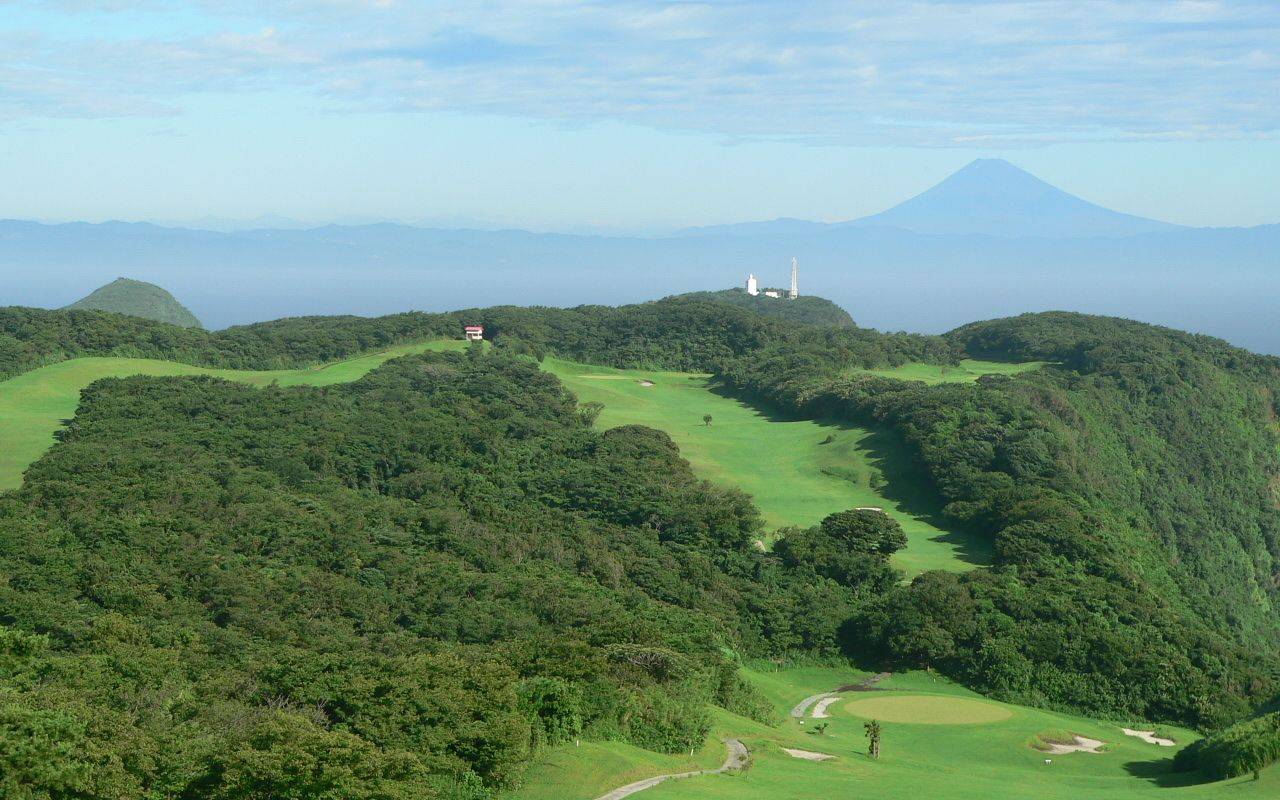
[
  {"x1": 593, "y1": 675, "x2": 888, "y2": 799},
  {"x1": 593, "y1": 738, "x2": 748, "y2": 800},
  {"x1": 790, "y1": 691, "x2": 838, "y2": 718}
]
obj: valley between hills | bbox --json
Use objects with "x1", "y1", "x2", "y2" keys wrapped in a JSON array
[{"x1": 1, "y1": 294, "x2": 1278, "y2": 800}]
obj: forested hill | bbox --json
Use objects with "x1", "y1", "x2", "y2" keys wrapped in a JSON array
[
  {"x1": 668, "y1": 288, "x2": 856, "y2": 327},
  {"x1": 0, "y1": 296, "x2": 929, "y2": 381},
  {"x1": 0, "y1": 352, "x2": 894, "y2": 797},
  {"x1": 66, "y1": 277, "x2": 203, "y2": 328},
  {"x1": 4, "y1": 298, "x2": 1280, "y2": 790}
]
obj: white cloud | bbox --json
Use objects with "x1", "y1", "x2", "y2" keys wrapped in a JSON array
[{"x1": 2, "y1": 0, "x2": 1277, "y2": 145}]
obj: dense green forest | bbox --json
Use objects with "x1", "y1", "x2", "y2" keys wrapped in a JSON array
[
  {"x1": 0, "y1": 350, "x2": 888, "y2": 798},
  {"x1": 4, "y1": 298, "x2": 1280, "y2": 790},
  {"x1": 1, "y1": 295, "x2": 936, "y2": 381}
]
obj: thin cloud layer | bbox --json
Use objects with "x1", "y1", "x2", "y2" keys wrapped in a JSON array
[{"x1": 3, "y1": 1, "x2": 1278, "y2": 145}]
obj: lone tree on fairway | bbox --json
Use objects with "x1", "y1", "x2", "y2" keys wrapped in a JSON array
[
  {"x1": 703, "y1": 414, "x2": 713, "y2": 427},
  {"x1": 865, "y1": 720, "x2": 882, "y2": 759}
]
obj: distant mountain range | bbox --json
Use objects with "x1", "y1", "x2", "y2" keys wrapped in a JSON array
[{"x1": 2, "y1": 159, "x2": 1276, "y2": 352}]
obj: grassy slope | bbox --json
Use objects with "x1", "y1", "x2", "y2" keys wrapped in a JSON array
[
  {"x1": 543, "y1": 357, "x2": 992, "y2": 575},
  {"x1": 506, "y1": 666, "x2": 1275, "y2": 800},
  {"x1": 0, "y1": 341, "x2": 467, "y2": 491}
]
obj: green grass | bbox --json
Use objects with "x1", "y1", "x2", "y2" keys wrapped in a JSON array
[
  {"x1": 505, "y1": 666, "x2": 1276, "y2": 800},
  {"x1": 0, "y1": 340, "x2": 468, "y2": 491},
  {"x1": 542, "y1": 358, "x2": 990, "y2": 575},
  {"x1": 506, "y1": 735, "x2": 727, "y2": 800},
  {"x1": 849, "y1": 358, "x2": 1048, "y2": 385}
]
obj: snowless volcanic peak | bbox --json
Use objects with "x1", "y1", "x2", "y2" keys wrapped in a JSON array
[{"x1": 849, "y1": 158, "x2": 1184, "y2": 239}]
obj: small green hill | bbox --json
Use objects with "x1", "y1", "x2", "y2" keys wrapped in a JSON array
[
  {"x1": 673, "y1": 288, "x2": 855, "y2": 326},
  {"x1": 66, "y1": 277, "x2": 202, "y2": 328}
]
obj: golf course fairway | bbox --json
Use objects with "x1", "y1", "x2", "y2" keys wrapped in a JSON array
[
  {"x1": 543, "y1": 357, "x2": 994, "y2": 575},
  {"x1": 0, "y1": 340, "x2": 468, "y2": 491},
  {"x1": 848, "y1": 358, "x2": 1047, "y2": 384},
  {"x1": 504, "y1": 667, "x2": 1275, "y2": 800}
]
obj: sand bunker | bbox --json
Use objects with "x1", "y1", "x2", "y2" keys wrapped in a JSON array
[
  {"x1": 782, "y1": 748, "x2": 835, "y2": 761},
  {"x1": 637, "y1": 380, "x2": 655, "y2": 387},
  {"x1": 843, "y1": 694, "x2": 1013, "y2": 725},
  {"x1": 812, "y1": 697, "x2": 842, "y2": 718},
  {"x1": 1122, "y1": 728, "x2": 1175, "y2": 746},
  {"x1": 1038, "y1": 735, "x2": 1105, "y2": 755}
]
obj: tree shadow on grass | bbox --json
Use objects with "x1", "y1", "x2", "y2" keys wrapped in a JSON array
[
  {"x1": 856, "y1": 426, "x2": 992, "y2": 569},
  {"x1": 1123, "y1": 758, "x2": 1216, "y2": 788}
]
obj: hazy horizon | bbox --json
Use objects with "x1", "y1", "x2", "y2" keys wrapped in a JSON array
[{"x1": 3, "y1": 3, "x2": 1278, "y2": 230}]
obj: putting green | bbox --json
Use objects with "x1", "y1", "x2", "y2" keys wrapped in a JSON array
[{"x1": 842, "y1": 694, "x2": 1014, "y2": 725}]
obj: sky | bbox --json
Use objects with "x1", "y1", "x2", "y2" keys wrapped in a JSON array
[{"x1": 1, "y1": 1, "x2": 1278, "y2": 232}]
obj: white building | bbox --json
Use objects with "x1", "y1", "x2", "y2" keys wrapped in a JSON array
[{"x1": 743, "y1": 259, "x2": 800, "y2": 300}]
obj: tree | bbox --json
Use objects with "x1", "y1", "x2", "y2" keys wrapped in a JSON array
[
  {"x1": 865, "y1": 720, "x2": 882, "y2": 759},
  {"x1": 703, "y1": 414, "x2": 713, "y2": 427},
  {"x1": 820, "y1": 510, "x2": 907, "y2": 556}
]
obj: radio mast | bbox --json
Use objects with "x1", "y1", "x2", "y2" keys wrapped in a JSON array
[{"x1": 789, "y1": 257, "x2": 799, "y2": 299}]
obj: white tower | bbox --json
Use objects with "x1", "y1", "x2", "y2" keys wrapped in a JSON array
[
  {"x1": 789, "y1": 257, "x2": 799, "y2": 299},
  {"x1": 746, "y1": 273, "x2": 759, "y2": 296}
]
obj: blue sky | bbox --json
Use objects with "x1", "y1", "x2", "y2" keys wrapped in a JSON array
[{"x1": 1, "y1": 1, "x2": 1277, "y2": 231}]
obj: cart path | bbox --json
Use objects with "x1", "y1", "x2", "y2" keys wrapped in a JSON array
[
  {"x1": 790, "y1": 691, "x2": 838, "y2": 718},
  {"x1": 791, "y1": 671, "x2": 891, "y2": 718},
  {"x1": 593, "y1": 738, "x2": 748, "y2": 800}
]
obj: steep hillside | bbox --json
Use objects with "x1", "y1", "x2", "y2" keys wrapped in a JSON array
[
  {"x1": 66, "y1": 277, "x2": 203, "y2": 328},
  {"x1": 671, "y1": 288, "x2": 855, "y2": 327}
]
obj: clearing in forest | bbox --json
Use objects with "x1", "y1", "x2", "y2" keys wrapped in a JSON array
[{"x1": 542, "y1": 357, "x2": 991, "y2": 575}]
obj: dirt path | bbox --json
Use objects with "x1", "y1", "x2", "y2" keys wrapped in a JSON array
[{"x1": 593, "y1": 739, "x2": 748, "y2": 800}]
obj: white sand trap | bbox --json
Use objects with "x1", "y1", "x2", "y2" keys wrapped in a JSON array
[
  {"x1": 637, "y1": 380, "x2": 655, "y2": 387},
  {"x1": 1040, "y1": 735, "x2": 1105, "y2": 755},
  {"x1": 812, "y1": 696, "x2": 841, "y2": 718},
  {"x1": 782, "y1": 748, "x2": 836, "y2": 761},
  {"x1": 1122, "y1": 728, "x2": 1175, "y2": 746}
]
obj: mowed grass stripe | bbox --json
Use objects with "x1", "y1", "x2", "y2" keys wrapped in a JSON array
[
  {"x1": 848, "y1": 359, "x2": 1048, "y2": 385},
  {"x1": 542, "y1": 357, "x2": 991, "y2": 575},
  {"x1": 0, "y1": 340, "x2": 467, "y2": 491}
]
